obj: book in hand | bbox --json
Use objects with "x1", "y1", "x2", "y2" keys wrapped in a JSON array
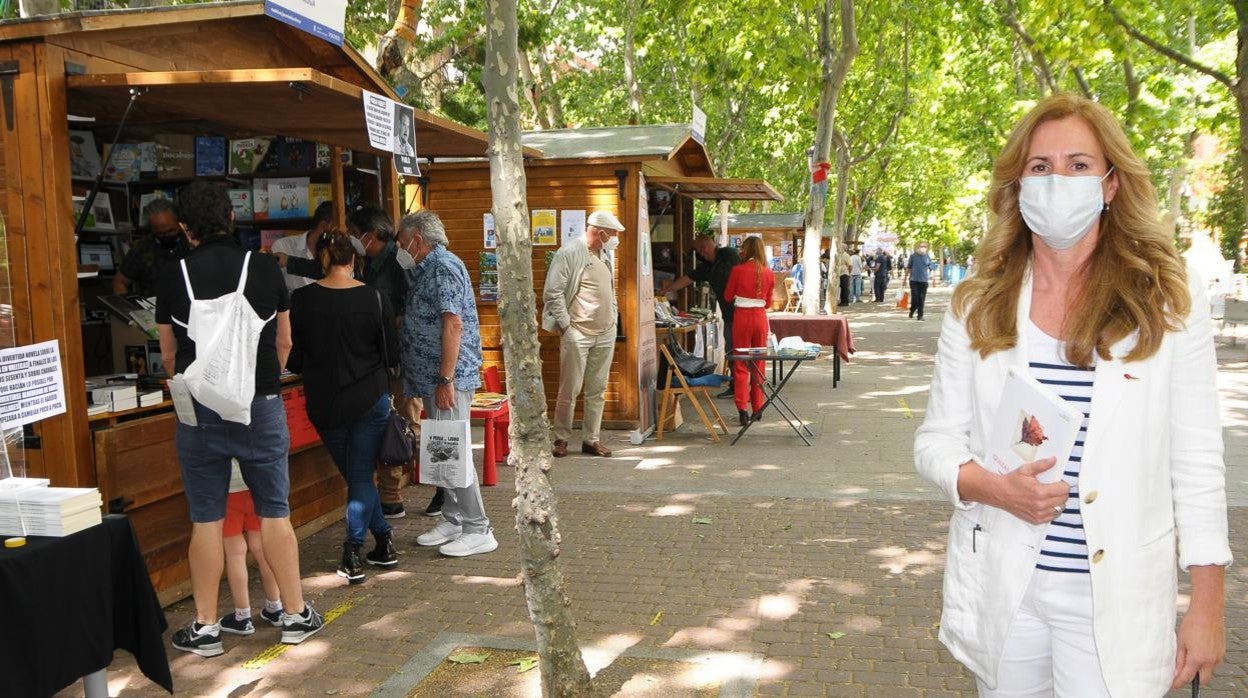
[{"x1": 987, "y1": 367, "x2": 1083, "y2": 484}]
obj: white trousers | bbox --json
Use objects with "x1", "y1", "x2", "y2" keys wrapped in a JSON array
[
  {"x1": 553, "y1": 325, "x2": 615, "y2": 444},
  {"x1": 977, "y1": 570, "x2": 1111, "y2": 697}
]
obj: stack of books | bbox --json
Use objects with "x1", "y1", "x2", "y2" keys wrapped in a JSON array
[
  {"x1": 90, "y1": 384, "x2": 137, "y2": 413},
  {"x1": 0, "y1": 483, "x2": 102, "y2": 537},
  {"x1": 139, "y1": 389, "x2": 164, "y2": 408}
]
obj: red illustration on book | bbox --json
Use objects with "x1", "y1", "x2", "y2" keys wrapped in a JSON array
[{"x1": 1017, "y1": 414, "x2": 1048, "y2": 448}]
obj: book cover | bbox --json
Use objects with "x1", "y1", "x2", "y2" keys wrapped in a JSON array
[
  {"x1": 276, "y1": 137, "x2": 316, "y2": 171},
  {"x1": 155, "y1": 134, "x2": 196, "y2": 180},
  {"x1": 194, "y1": 136, "x2": 227, "y2": 176},
  {"x1": 256, "y1": 136, "x2": 296, "y2": 172},
  {"x1": 260, "y1": 229, "x2": 289, "y2": 252},
  {"x1": 252, "y1": 178, "x2": 270, "y2": 220},
  {"x1": 137, "y1": 191, "x2": 174, "y2": 226},
  {"x1": 138, "y1": 142, "x2": 157, "y2": 173},
  {"x1": 228, "y1": 188, "x2": 253, "y2": 220},
  {"x1": 102, "y1": 143, "x2": 141, "y2": 183},
  {"x1": 229, "y1": 137, "x2": 272, "y2": 174},
  {"x1": 68, "y1": 130, "x2": 103, "y2": 180},
  {"x1": 307, "y1": 183, "x2": 332, "y2": 214},
  {"x1": 987, "y1": 367, "x2": 1083, "y2": 483},
  {"x1": 266, "y1": 177, "x2": 309, "y2": 219},
  {"x1": 315, "y1": 143, "x2": 332, "y2": 169}
]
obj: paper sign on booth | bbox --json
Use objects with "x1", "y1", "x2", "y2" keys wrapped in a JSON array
[{"x1": 0, "y1": 340, "x2": 67, "y2": 429}]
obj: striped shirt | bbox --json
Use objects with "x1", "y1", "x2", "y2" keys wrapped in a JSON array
[{"x1": 1028, "y1": 321, "x2": 1095, "y2": 574}]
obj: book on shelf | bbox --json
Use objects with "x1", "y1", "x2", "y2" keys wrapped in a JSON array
[
  {"x1": 260, "y1": 230, "x2": 289, "y2": 252},
  {"x1": 266, "y1": 177, "x2": 310, "y2": 219},
  {"x1": 229, "y1": 137, "x2": 273, "y2": 175},
  {"x1": 228, "y1": 189, "x2": 254, "y2": 220},
  {"x1": 195, "y1": 136, "x2": 227, "y2": 176},
  {"x1": 308, "y1": 183, "x2": 332, "y2": 214},
  {"x1": 102, "y1": 143, "x2": 142, "y2": 183},
  {"x1": 68, "y1": 129, "x2": 102, "y2": 179},
  {"x1": 155, "y1": 134, "x2": 196, "y2": 180},
  {"x1": 86, "y1": 402, "x2": 110, "y2": 416},
  {"x1": 252, "y1": 178, "x2": 270, "y2": 220},
  {"x1": 276, "y1": 137, "x2": 317, "y2": 171},
  {"x1": 139, "y1": 390, "x2": 164, "y2": 408},
  {"x1": 0, "y1": 486, "x2": 103, "y2": 537},
  {"x1": 987, "y1": 366, "x2": 1084, "y2": 484},
  {"x1": 138, "y1": 190, "x2": 174, "y2": 226},
  {"x1": 138, "y1": 141, "x2": 157, "y2": 174},
  {"x1": 316, "y1": 143, "x2": 332, "y2": 169}
]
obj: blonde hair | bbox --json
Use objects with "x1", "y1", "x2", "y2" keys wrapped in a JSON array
[{"x1": 952, "y1": 93, "x2": 1189, "y2": 366}]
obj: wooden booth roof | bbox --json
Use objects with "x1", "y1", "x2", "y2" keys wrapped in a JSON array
[
  {"x1": 648, "y1": 176, "x2": 782, "y2": 202},
  {"x1": 0, "y1": 1, "x2": 495, "y2": 158},
  {"x1": 710, "y1": 212, "x2": 811, "y2": 231},
  {"x1": 521, "y1": 124, "x2": 714, "y2": 177}
]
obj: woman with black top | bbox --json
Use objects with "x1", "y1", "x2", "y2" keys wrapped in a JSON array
[{"x1": 288, "y1": 232, "x2": 400, "y2": 584}]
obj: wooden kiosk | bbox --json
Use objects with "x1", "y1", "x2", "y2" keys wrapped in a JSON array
[
  {"x1": 420, "y1": 124, "x2": 780, "y2": 436},
  {"x1": 0, "y1": 2, "x2": 494, "y2": 597}
]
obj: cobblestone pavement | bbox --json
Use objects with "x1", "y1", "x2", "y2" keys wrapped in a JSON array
[{"x1": 75, "y1": 283, "x2": 1248, "y2": 697}]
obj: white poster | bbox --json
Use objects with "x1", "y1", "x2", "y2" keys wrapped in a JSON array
[
  {"x1": 691, "y1": 101, "x2": 707, "y2": 145},
  {"x1": 264, "y1": 0, "x2": 345, "y2": 46},
  {"x1": 0, "y1": 340, "x2": 67, "y2": 429},
  {"x1": 362, "y1": 90, "x2": 395, "y2": 151},
  {"x1": 561, "y1": 210, "x2": 585, "y2": 246},
  {"x1": 483, "y1": 213, "x2": 496, "y2": 249},
  {"x1": 392, "y1": 102, "x2": 421, "y2": 177}
]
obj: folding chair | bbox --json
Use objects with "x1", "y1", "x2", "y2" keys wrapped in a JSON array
[
  {"x1": 783, "y1": 277, "x2": 805, "y2": 313},
  {"x1": 656, "y1": 343, "x2": 729, "y2": 442}
]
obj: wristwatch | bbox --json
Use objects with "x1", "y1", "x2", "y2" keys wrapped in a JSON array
[{"x1": 437, "y1": 375, "x2": 454, "y2": 385}]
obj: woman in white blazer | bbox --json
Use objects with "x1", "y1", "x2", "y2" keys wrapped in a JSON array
[{"x1": 915, "y1": 93, "x2": 1231, "y2": 697}]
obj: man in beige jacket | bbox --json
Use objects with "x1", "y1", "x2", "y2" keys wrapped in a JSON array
[{"x1": 542, "y1": 210, "x2": 625, "y2": 458}]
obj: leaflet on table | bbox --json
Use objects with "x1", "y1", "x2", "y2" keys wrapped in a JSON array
[
  {"x1": 168, "y1": 375, "x2": 197, "y2": 426},
  {"x1": 987, "y1": 366, "x2": 1082, "y2": 484}
]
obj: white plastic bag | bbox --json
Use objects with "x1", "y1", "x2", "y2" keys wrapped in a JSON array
[{"x1": 418, "y1": 419, "x2": 475, "y2": 489}]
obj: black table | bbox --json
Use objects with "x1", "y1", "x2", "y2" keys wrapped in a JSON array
[
  {"x1": 725, "y1": 348, "x2": 819, "y2": 445},
  {"x1": 0, "y1": 514, "x2": 172, "y2": 697}
]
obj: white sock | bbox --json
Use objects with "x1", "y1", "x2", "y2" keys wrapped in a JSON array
[
  {"x1": 264, "y1": 599, "x2": 282, "y2": 614},
  {"x1": 195, "y1": 621, "x2": 220, "y2": 636},
  {"x1": 234, "y1": 608, "x2": 252, "y2": 621}
]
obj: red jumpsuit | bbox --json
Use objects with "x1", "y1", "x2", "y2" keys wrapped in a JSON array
[{"x1": 722, "y1": 261, "x2": 775, "y2": 413}]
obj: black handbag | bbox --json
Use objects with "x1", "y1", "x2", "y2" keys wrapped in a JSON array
[
  {"x1": 374, "y1": 290, "x2": 414, "y2": 467},
  {"x1": 662, "y1": 332, "x2": 715, "y2": 377}
]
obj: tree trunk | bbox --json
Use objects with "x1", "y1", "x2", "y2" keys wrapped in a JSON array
[
  {"x1": 802, "y1": 0, "x2": 857, "y2": 315},
  {"x1": 623, "y1": 0, "x2": 643, "y2": 125},
  {"x1": 481, "y1": 0, "x2": 595, "y2": 695},
  {"x1": 518, "y1": 50, "x2": 552, "y2": 130},
  {"x1": 18, "y1": 0, "x2": 58, "y2": 17},
  {"x1": 535, "y1": 48, "x2": 566, "y2": 128},
  {"x1": 377, "y1": 0, "x2": 424, "y2": 81}
]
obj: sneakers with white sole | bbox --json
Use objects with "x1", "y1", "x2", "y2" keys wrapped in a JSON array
[
  {"x1": 171, "y1": 622, "x2": 224, "y2": 657},
  {"x1": 280, "y1": 602, "x2": 324, "y2": 645},
  {"x1": 218, "y1": 613, "x2": 255, "y2": 636},
  {"x1": 439, "y1": 530, "x2": 498, "y2": 557},
  {"x1": 416, "y1": 521, "x2": 463, "y2": 547}
]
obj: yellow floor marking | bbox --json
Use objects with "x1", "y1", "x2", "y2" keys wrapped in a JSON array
[
  {"x1": 897, "y1": 398, "x2": 913, "y2": 419},
  {"x1": 241, "y1": 597, "x2": 359, "y2": 669}
]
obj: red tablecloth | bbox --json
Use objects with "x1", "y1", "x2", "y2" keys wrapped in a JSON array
[{"x1": 767, "y1": 313, "x2": 855, "y2": 362}]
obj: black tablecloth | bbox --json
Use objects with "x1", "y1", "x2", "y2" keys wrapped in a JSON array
[{"x1": 0, "y1": 514, "x2": 173, "y2": 697}]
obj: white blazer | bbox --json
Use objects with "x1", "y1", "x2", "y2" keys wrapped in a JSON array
[{"x1": 914, "y1": 270, "x2": 1232, "y2": 697}]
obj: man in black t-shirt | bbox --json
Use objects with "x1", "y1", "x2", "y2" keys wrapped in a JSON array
[
  {"x1": 154, "y1": 182, "x2": 322, "y2": 658},
  {"x1": 113, "y1": 198, "x2": 189, "y2": 297},
  {"x1": 659, "y1": 235, "x2": 741, "y2": 397}
]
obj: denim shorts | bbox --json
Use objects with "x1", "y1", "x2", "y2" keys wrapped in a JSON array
[{"x1": 175, "y1": 393, "x2": 291, "y2": 523}]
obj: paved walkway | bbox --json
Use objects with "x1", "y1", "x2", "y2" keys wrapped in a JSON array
[{"x1": 77, "y1": 284, "x2": 1248, "y2": 697}]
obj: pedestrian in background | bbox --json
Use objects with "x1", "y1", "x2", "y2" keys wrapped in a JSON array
[
  {"x1": 872, "y1": 248, "x2": 891, "y2": 302},
  {"x1": 723, "y1": 236, "x2": 774, "y2": 427},
  {"x1": 905, "y1": 242, "x2": 935, "y2": 321},
  {"x1": 914, "y1": 93, "x2": 1229, "y2": 697}
]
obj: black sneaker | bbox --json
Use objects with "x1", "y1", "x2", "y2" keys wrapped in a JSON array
[
  {"x1": 260, "y1": 607, "x2": 283, "y2": 627},
  {"x1": 172, "y1": 621, "x2": 224, "y2": 657},
  {"x1": 366, "y1": 530, "x2": 399, "y2": 567},
  {"x1": 218, "y1": 613, "x2": 255, "y2": 636},
  {"x1": 423, "y1": 488, "x2": 444, "y2": 517},
  {"x1": 716, "y1": 387, "x2": 734, "y2": 399},
  {"x1": 381, "y1": 502, "x2": 406, "y2": 519},
  {"x1": 337, "y1": 541, "x2": 365, "y2": 584},
  {"x1": 280, "y1": 603, "x2": 325, "y2": 645}
]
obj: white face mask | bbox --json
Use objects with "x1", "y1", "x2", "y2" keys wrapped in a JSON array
[
  {"x1": 1018, "y1": 168, "x2": 1114, "y2": 250},
  {"x1": 602, "y1": 234, "x2": 620, "y2": 253},
  {"x1": 350, "y1": 236, "x2": 367, "y2": 257},
  {"x1": 395, "y1": 245, "x2": 416, "y2": 270}
]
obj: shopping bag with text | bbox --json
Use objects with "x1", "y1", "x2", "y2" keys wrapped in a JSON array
[{"x1": 418, "y1": 419, "x2": 475, "y2": 489}]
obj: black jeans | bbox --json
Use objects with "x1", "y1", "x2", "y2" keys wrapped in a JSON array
[
  {"x1": 909, "y1": 281, "x2": 929, "y2": 318},
  {"x1": 873, "y1": 274, "x2": 888, "y2": 302}
]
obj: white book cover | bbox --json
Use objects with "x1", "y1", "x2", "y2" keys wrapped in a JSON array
[{"x1": 987, "y1": 366, "x2": 1084, "y2": 483}]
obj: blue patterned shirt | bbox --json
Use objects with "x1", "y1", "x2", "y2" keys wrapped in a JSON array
[{"x1": 401, "y1": 245, "x2": 482, "y2": 397}]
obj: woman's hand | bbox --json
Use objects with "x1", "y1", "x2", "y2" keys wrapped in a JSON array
[
  {"x1": 1173, "y1": 566, "x2": 1226, "y2": 689},
  {"x1": 958, "y1": 458, "x2": 1067, "y2": 525},
  {"x1": 993, "y1": 458, "x2": 1069, "y2": 524}
]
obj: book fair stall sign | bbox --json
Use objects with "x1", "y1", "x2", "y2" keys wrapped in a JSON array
[{"x1": 0, "y1": 340, "x2": 66, "y2": 431}]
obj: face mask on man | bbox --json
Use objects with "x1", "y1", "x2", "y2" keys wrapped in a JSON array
[
  {"x1": 602, "y1": 234, "x2": 620, "y2": 253},
  {"x1": 155, "y1": 234, "x2": 181, "y2": 250},
  {"x1": 395, "y1": 246, "x2": 416, "y2": 270},
  {"x1": 1018, "y1": 168, "x2": 1115, "y2": 250}
]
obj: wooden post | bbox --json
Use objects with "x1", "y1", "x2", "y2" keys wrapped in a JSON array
[{"x1": 330, "y1": 145, "x2": 346, "y2": 230}]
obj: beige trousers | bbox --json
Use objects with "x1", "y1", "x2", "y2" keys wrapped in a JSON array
[{"x1": 553, "y1": 325, "x2": 615, "y2": 445}]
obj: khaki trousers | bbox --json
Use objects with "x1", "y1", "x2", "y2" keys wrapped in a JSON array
[{"x1": 553, "y1": 325, "x2": 615, "y2": 445}]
